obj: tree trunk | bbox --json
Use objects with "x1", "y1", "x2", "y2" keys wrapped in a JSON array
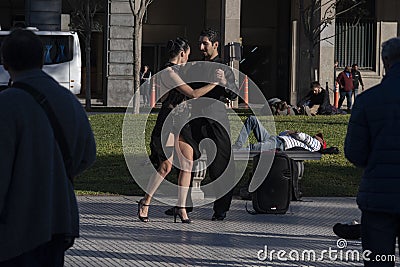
[
  {"x1": 84, "y1": 0, "x2": 91, "y2": 110},
  {"x1": 85, "y1": 31, "x2": 91, "y2": 110},
  {"x1": 309, "y1": 39, "x2": 315, "y2": 83},
  {"x1": 132, "y1": 16, "x2": 142, "y2": 114},
  {"x1": 308, "y1": 0, "x2": 316, "y2": 83}
]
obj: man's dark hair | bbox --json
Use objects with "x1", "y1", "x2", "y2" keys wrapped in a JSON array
[
  {"x1": 1, "y1": 29, "x2": 44, "y2": 71},
  {"x1": 352, "y1": 63, "x2": 358, "y2": 68},
  {"x1": 310, "y1": 81, "x2": 320, "y2": 88},
  {"x1": 200, "y1": 28, "x2": 219, "y2": 44}
]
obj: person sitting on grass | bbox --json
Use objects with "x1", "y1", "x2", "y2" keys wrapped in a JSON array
[
  {"x1": 297, "y1": 81, "x2": 330, "y2": 116},
  {"x1": 232, "y1": 115, "x2": 327, "y2": 152}
]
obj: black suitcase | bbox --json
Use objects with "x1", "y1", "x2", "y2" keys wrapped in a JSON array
[{"x1": 250, "y1": 151, "x2": 292, "y2": 214}]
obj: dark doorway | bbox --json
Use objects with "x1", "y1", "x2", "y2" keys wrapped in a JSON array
[
  {"x1": 240, "y1": 45, "x2": 272, "y2": 101},
  {"x1": 142, "y1": 44, "x2": 168, "y2": 74}
]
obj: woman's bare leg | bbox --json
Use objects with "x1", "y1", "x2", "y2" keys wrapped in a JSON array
[
  {"x1": 176, "y1": 137, "x2": 194, "y2": 220},
  {"x1": 139, "y1": 157, "x2": 173, "y2": 218}
]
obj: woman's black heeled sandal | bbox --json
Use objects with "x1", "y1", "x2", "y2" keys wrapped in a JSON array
[
  {"x1": 137, "y1": 199, "x2": 150, "y2": 222},
  {"x1": 173, "y1": 206, "x2": 192, "y2": 224}
]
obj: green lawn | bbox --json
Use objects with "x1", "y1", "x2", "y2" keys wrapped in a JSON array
[{"x1": 74, "y1": 113, "x2": 362, "y2": 197}]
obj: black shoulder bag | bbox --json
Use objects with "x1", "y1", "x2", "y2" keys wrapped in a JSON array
[{"x1": 12, "y1": 82, "x2": 74, "y2": 181}]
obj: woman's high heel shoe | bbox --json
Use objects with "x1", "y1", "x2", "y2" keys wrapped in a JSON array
[
  {"x1": 137, "y1": 199, "x2": 150, "y2": 222},
  {"x1": 173, "y1": 206, "x2": 192, "y2": 224}
]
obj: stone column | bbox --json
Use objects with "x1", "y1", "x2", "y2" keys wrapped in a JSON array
[
  {"x1": 318, "y1": 0, "x2": 335, "y2": 102},
  {"x1": 106, "y1": 0, "x2": 135, "y2": 107},
  {"x1": 221, "y1": 0, "x2": 241, "y2": 107},
  {"x1": 290, "y1": 20, "x2": 299, "y2": 106},
  {"x1": 221, "y1": 0, "x2": 241, "y2": 49},
  {"x1": 379, "y1": 22, "x2": 398, "y2": 76}
]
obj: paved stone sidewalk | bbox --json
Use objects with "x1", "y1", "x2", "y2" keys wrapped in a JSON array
[{"x1": 65, "y1": 196, "x2": 366, "y2": 267}]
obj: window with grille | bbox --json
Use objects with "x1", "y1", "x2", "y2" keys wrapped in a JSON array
[{"x1": 334, "y1": 0, "x2": 376, "y2": 70}]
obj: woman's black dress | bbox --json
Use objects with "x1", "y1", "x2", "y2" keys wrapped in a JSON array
[{"x1": 149, "y1": 62, "x2": 200, "y2": 168}]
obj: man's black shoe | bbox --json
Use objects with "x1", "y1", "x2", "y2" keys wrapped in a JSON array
[
  {"x1": 211, "y1": 212, "x2": 226, "y2": 221},
  {"x1": 333, "y1": 223, "x2": 361, "y2": 240},
  {"x1": 165, "y1": 206, "x2": 193, "y2": 216}
]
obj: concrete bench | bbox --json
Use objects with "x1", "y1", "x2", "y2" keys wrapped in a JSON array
[{"x1": 191, "y1": 149, "x2": 322, "y2": 199}]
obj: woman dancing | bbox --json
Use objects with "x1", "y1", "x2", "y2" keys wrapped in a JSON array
[{"x1": 137, "y1": 37, "x2": 222, "y2": 223}]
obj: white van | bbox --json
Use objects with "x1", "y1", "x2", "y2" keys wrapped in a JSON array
[{"x1": 0, "y1": 30, "x2": 82, "y2": 94}]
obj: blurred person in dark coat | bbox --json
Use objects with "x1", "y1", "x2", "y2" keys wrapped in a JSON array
[
  {"x1": 345, "y1": 37, "x2": 400, "y2": 267},
  {"x1": 0, "y1": 29, "x2": 96, "y2": 266}
]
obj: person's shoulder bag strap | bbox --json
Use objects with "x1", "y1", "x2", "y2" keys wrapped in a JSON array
[{"x1": 11, "y1": 82, "x2": 73, "y2": 182}]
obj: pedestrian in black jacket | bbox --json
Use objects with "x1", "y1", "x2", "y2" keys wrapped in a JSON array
[{"x1": 351, "y1": 63, "x2": 364, "y2": 99}]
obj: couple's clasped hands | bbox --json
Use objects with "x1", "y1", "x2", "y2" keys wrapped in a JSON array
[{"x1": 213, "y1": 68, "x2": 227, "y2": 86}]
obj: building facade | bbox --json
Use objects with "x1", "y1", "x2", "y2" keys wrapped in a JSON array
[{"x1": 1, "y1": 0, "x2": 400, "y2": 107}]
